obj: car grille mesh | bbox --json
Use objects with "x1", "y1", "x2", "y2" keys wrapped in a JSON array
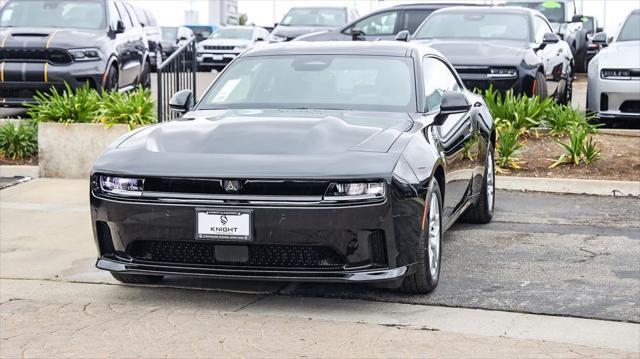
[
  {"x1": 128, "y1": 240, "x2": 345, "y2": 269},
  {"x1": 620, "y1": 100, "x2": 640, "y2": 113},
  {"x1": 0, "y1": 48, "x2": 73, "y2": 65},
  {"x1": 204, "y1": 45, "x2": 234, "y2": 50},
  {"x1": 369, "y1": 230, "x2": 387, "y2": 265}
]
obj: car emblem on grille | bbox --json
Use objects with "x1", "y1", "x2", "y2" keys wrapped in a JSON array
[
  {"x1": 224, "y1": 180, "x2": 241, "y2": 193},
  {"x1": 220, "y1": 215, "x2": 228, "y2": 225}
]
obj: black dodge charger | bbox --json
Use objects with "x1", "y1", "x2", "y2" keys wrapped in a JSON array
[{"x1": 91, "y1": 41, "x2": 496, "y2": 293}]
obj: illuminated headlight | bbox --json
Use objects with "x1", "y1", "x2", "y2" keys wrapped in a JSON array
[
  {"x1": 99, "y1": 176, "x2": 143, "y2": 197},
  {"x1": 269, "y1": 33, "x2": 287, "y2": 42},
  {"x1": 601, "y1": 69, "x2": 631, "y2": 80},
  {"x1": 324, "y1": 182, "x2": 385, "y2": 201},
  {"x1": 487, "y1": 67, "x2": 518, "y2": 78},
  {"x1": 69, "y1": 48, "x2": 102, "y2": 61}
]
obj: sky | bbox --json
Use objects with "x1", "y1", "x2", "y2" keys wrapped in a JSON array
[{"x1": 129, "y1": 0, "x2": 640, "y2": 35}]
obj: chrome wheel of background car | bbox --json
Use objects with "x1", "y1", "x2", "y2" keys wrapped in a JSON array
[
  {"x1": 487, "y1": 150, "x2": 495, "y2": 214},
  {"x1": 428, "y1": 193, "x2": 441, "y2": 278}
]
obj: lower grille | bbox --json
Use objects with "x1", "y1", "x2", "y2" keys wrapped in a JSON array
[
  {"x1": 128, "y1": 240, "x2": 345, "y2": 269},
  {"x1": 600, "y1": 93, "x2": 609, "y2": 111},
  {"x1": 204, "y1": 45, "x2": 234, "y2": 50},
  {"x1": 369, "y1": 230, "x2": 387, "y2": 265},
  {"x1": 620, "y1": 100, "x2": 640, "y2": 113}
]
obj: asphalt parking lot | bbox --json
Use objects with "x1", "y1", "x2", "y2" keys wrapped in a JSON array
[{"x1": 1, "y1": 179, "x2": 638, "y2": 324}]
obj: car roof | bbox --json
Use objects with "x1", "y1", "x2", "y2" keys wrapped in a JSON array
[
  {"x1": 287, "y1": 6, "x2": 349, "y2": 10},
  {"x1": 243, "y1": 41, "x2": 437, "y2": 58},
  {"x1": 432, "y1": 5, "x2": 538, "y2": 16},
  {"x1": 391, "y1": 2, "x2": 482, "y2": 9}
]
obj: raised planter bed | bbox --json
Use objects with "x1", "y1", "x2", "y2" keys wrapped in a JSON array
[{"x1": 38, "y1": 122, "x2": 130, "y2": 179}]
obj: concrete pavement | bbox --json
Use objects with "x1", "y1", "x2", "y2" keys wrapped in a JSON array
[{"x1": 1, "y1": 179, "x2": 639, "y2": 357}]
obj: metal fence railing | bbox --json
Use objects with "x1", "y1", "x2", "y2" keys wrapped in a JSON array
[{"x1": 156, "y1": 38, "x2": 197, "y2": 122}]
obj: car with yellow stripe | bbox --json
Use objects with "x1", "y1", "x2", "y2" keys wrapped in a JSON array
[{"x1": 0, "y1": 0, "x2": 150, "y2": 107}]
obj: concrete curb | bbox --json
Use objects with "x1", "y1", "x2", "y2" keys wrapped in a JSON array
[
  {"x1": 497, "y1": 176, "x2": 640, "y2": 197},
  {"x1": 0, "y1": 165, "x2": 39, "y2": 178}
]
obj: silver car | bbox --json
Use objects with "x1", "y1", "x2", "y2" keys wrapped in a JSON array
[
  {"x1": 587, "y1": 9, "x2": 640, "y2": 121},
  {"x1": 196, "y1": 26, "x2": 270, "y2": 72}
]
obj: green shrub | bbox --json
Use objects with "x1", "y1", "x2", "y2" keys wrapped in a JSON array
[
  {"x1": 495, "y1": 122, "x2": 525, "y2": 171},
  {"x1": 545, "y1": 105, "x2": 600, "y2": 137},
  {"x1": 550, "y1": 124, "x2": 601, "y2": 167},
  {"x1": 98, "y1": 86, "x2": 156, "y2": 130},
  {"x1": 484, "y1": 86, "x2": 554, "y2": 131},
  {"x1": 26, "y1": 83, "x2": 100, "y2": 124},
  {"x1": 0, "y1": 121, "x2": 38, "y2": 160}
]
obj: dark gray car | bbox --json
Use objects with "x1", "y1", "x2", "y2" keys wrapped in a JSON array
[{"x1": 269, "y1": 6, "x2": 359, "y2": 42}]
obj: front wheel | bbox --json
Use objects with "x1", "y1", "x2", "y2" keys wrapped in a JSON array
[
  {"x1": 401, "y1": 178, "x2": 443, "y2": 294},
  {"x1": 533, "y1": 71, "x2": 548, "y2": 98},
  {"x1": 462, "y1": 146, "x2": 495, "y2": 224},
  {"x1": 139, "y1": 61, "x2": 151, "y2": 89}
]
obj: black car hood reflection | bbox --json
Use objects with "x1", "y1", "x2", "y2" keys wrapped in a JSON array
[
  {"x1": 0, "y1": 27, "x2": 107, "y2": 49},
  {"x1": 415, "y1": 39, "x2": 530, "y2": 66},
  {"x1": 94, "y1": 109, "x2": 413, "y2": 179}
]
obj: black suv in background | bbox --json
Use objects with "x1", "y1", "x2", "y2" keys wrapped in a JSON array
[
  {"x1": 0, "y1": 0, "x2": 150, "y2": 107},
  {"x1": 161, "y1": 26, "x2": 195, "y2": 58},
  {"x1": 269, "y1": 6, "x2": 359, "y2": 42},
  {"x1": 295, "y1": 3, "x2": 473, "y2": 41},
  {"x1": 133, "y1": 6, "x2": 162, "y2": 70}
]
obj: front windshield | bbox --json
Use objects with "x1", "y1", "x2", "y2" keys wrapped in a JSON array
[
  {"x1": 162, "y1": 27, "x2": 178, "y2": 41},
  {"x1": 618, "y1": 13, "x2": 640, "y2": 42},
  {"x1": 209, "y1": 28, "x2": 253, "y2": 40},
  {"x1": 281, "y1": 8, "x2": 346, "y2": 27},
  {"x1": 199, "y1": 55, "x2": 415, "y2": 112},
  {"x1": 0, "y1": 0, "x2": 106, "y2": 29},
  {"x1": 414, "y1": 12, "x2": 530, "y2": 41},
  {"x1": 507, "y1": 1, "x2": 565, "y2": 23}
]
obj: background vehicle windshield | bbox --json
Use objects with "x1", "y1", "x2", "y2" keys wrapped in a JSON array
[
  {"x1": 161, "y1": 27, "x2": 178, "y2": 41},
  {"x1": 617, "y1": 13, "x2": 640, "y2": 41},
  {"x1": 209, "y1": 28, "x2": 253, "y2": 40},
  {"x1": 200, "y1": 55, "x2": 415, "y2": 112},
  {"x1": 414, "y1": 12, "x2": 531, "y2": 41},
  {"x1": 281, "y1": 8, "x2": 346, "y2": 27},
  {"x1": 0, "y1": 0, "x2": 106, "y2": 29},
  {"x1": 507, "y1": 1, "x2": 565, "y2": 23}
]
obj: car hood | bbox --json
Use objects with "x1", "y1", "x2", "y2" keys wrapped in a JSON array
[
  {"x1": 0, "y1": 27, "x2": 107, "y2": 49},
  {"x1": 272, "y1": 25, "x2": 338, "y2": 39},
  {"x1": 93, "y1": 109, "x2": 413, "y2": 178},
  {"x1": 414, "y1": 39, "x2": 530, "y2": 66},
  {"x1": 199, "y1": 38, "x2": 252, "y2": 47},
  {"x1": 595, "y1": 41, "x2": 640, "y2": 68}
]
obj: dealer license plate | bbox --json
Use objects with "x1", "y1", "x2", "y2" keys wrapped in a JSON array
[{"x1": 196, "y1": 209, "x2": 252, "y2": 241}]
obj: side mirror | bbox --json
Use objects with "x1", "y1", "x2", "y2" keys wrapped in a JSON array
[
  {"x1": 256, "y1": 37, "x2": 265, "y2": 42},
  {"x1": 395, "y1": 30, "x2": 410, "y2": 42},
  {"x1": 169, "y1": 89, "x2": 195, "y2": 114},
  {"x1": 538, "y1": 32, "x2": 560, "y2": 49},
  {"x1": 592, "y1": 32, "x2": 607, "y2": 45},
  {"x1": 571, "y1": 14, "x2": 584, "y2": 23},
  {"x1": 596, "y1": 27, "x2": 603, "y2": 33},
  {"x1": 273, "y1": 22, "x2": 279, "y2": 27},
  {"x1": 115, "y1": 20, "x2": 125, "y2": 34},
  {"x1": 350, "y1": 28, "x2": 365, "y2": 41},
  {"x1": 179, "y1": 36, "x2": 188, "y2": 41},
  {"x1": 435, "y1": 92, "x2": 470, "y2": 123}
]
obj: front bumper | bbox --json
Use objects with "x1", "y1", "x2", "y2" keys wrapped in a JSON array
[
  {"x1": 0, "y1": 60, "x2": 106, "y2": 106},
  {"x1": 90, "y1": 187, "x2": 423, "y2": 283},
  {"x1": 97, "y1": 256, "x2": 410, "y2": 283},
  {"x1": 587, "y1": 77, "x2": 640, "y2": 119},
  {"x1": 196, "y1": 52, "x2": 240, "y2": 67}
]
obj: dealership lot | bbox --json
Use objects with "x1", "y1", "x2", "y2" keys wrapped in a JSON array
[{"x1": 1, "y1": 179, "x2": 638, "y2": 352}]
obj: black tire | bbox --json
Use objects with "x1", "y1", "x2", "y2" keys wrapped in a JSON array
[
  {"x1": 139, "y1": 61, "x2": 151, "y2": 89},
  {"x1": 534, "y1": 71, "x2": 547, "y2": 98},
  {"x1": 462, "y1": 145, "x2": 495, "y2": 224},
  {"x1": 105, "y1": 65, "x2": 119, "y2": 92},
  {"x1": 401, "y1": 178, "x2": 443, "y2": 294},
  {"x1": 575, "y1": 46, "x2": 587, "y2": 73},
  {"x1": 111, "y1": 272, "x2": 164, "y2": 284}
]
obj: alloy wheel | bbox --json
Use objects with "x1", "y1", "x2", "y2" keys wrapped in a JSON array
[
  {"x1": 427, "y1": 193, "x2": 441, "y2": 278},
  {"x1": 487, "y1": 150, "x2": 495, "y2": 213}
]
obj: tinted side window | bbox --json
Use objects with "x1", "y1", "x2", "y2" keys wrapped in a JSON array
[
  {"x1": 423, "y1": 57, "x2": 461, "y2": 112},
  {"x1": 107, "y1": 1, "x2": 121, "y2": 30},
  {"x1": 533, "y1": 16, "x2": 551, "y2": 43},
  {"x1": 134, "y1": 7, "x2": 148, "y2": 26},
  {"x1": 124, "y1": 3, "x2": 140, "y2": 27},
  {"x1": 114, "y1": 1, "x2": 132, "y2": 28},
  {"x1": 403, "y1": 10, "x2": 432, "y2": 34},
  {"x1": 350, "y1": 11, "x2": 398, "y2": 36},
  {"x1": 147, "y1": 10, "x2": 157, "y2": 26}
]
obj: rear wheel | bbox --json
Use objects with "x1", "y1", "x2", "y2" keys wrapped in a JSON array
[
  {"x1": 462, "y1": 146, "x2": 495, "y2": 224},
  {"x1": 111, "y1": 272, "x2": 164, "y2": 284},
  {"x1": 401, "y1": 179, "x2": 442, "y2": 294},
  {"x1": 139, "y1": 61, "x2": 151, "y2": 89}
]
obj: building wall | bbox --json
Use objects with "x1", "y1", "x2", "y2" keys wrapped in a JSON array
[{"x1": 209, "y1": 0, "x2": 238, "y2": 26}]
